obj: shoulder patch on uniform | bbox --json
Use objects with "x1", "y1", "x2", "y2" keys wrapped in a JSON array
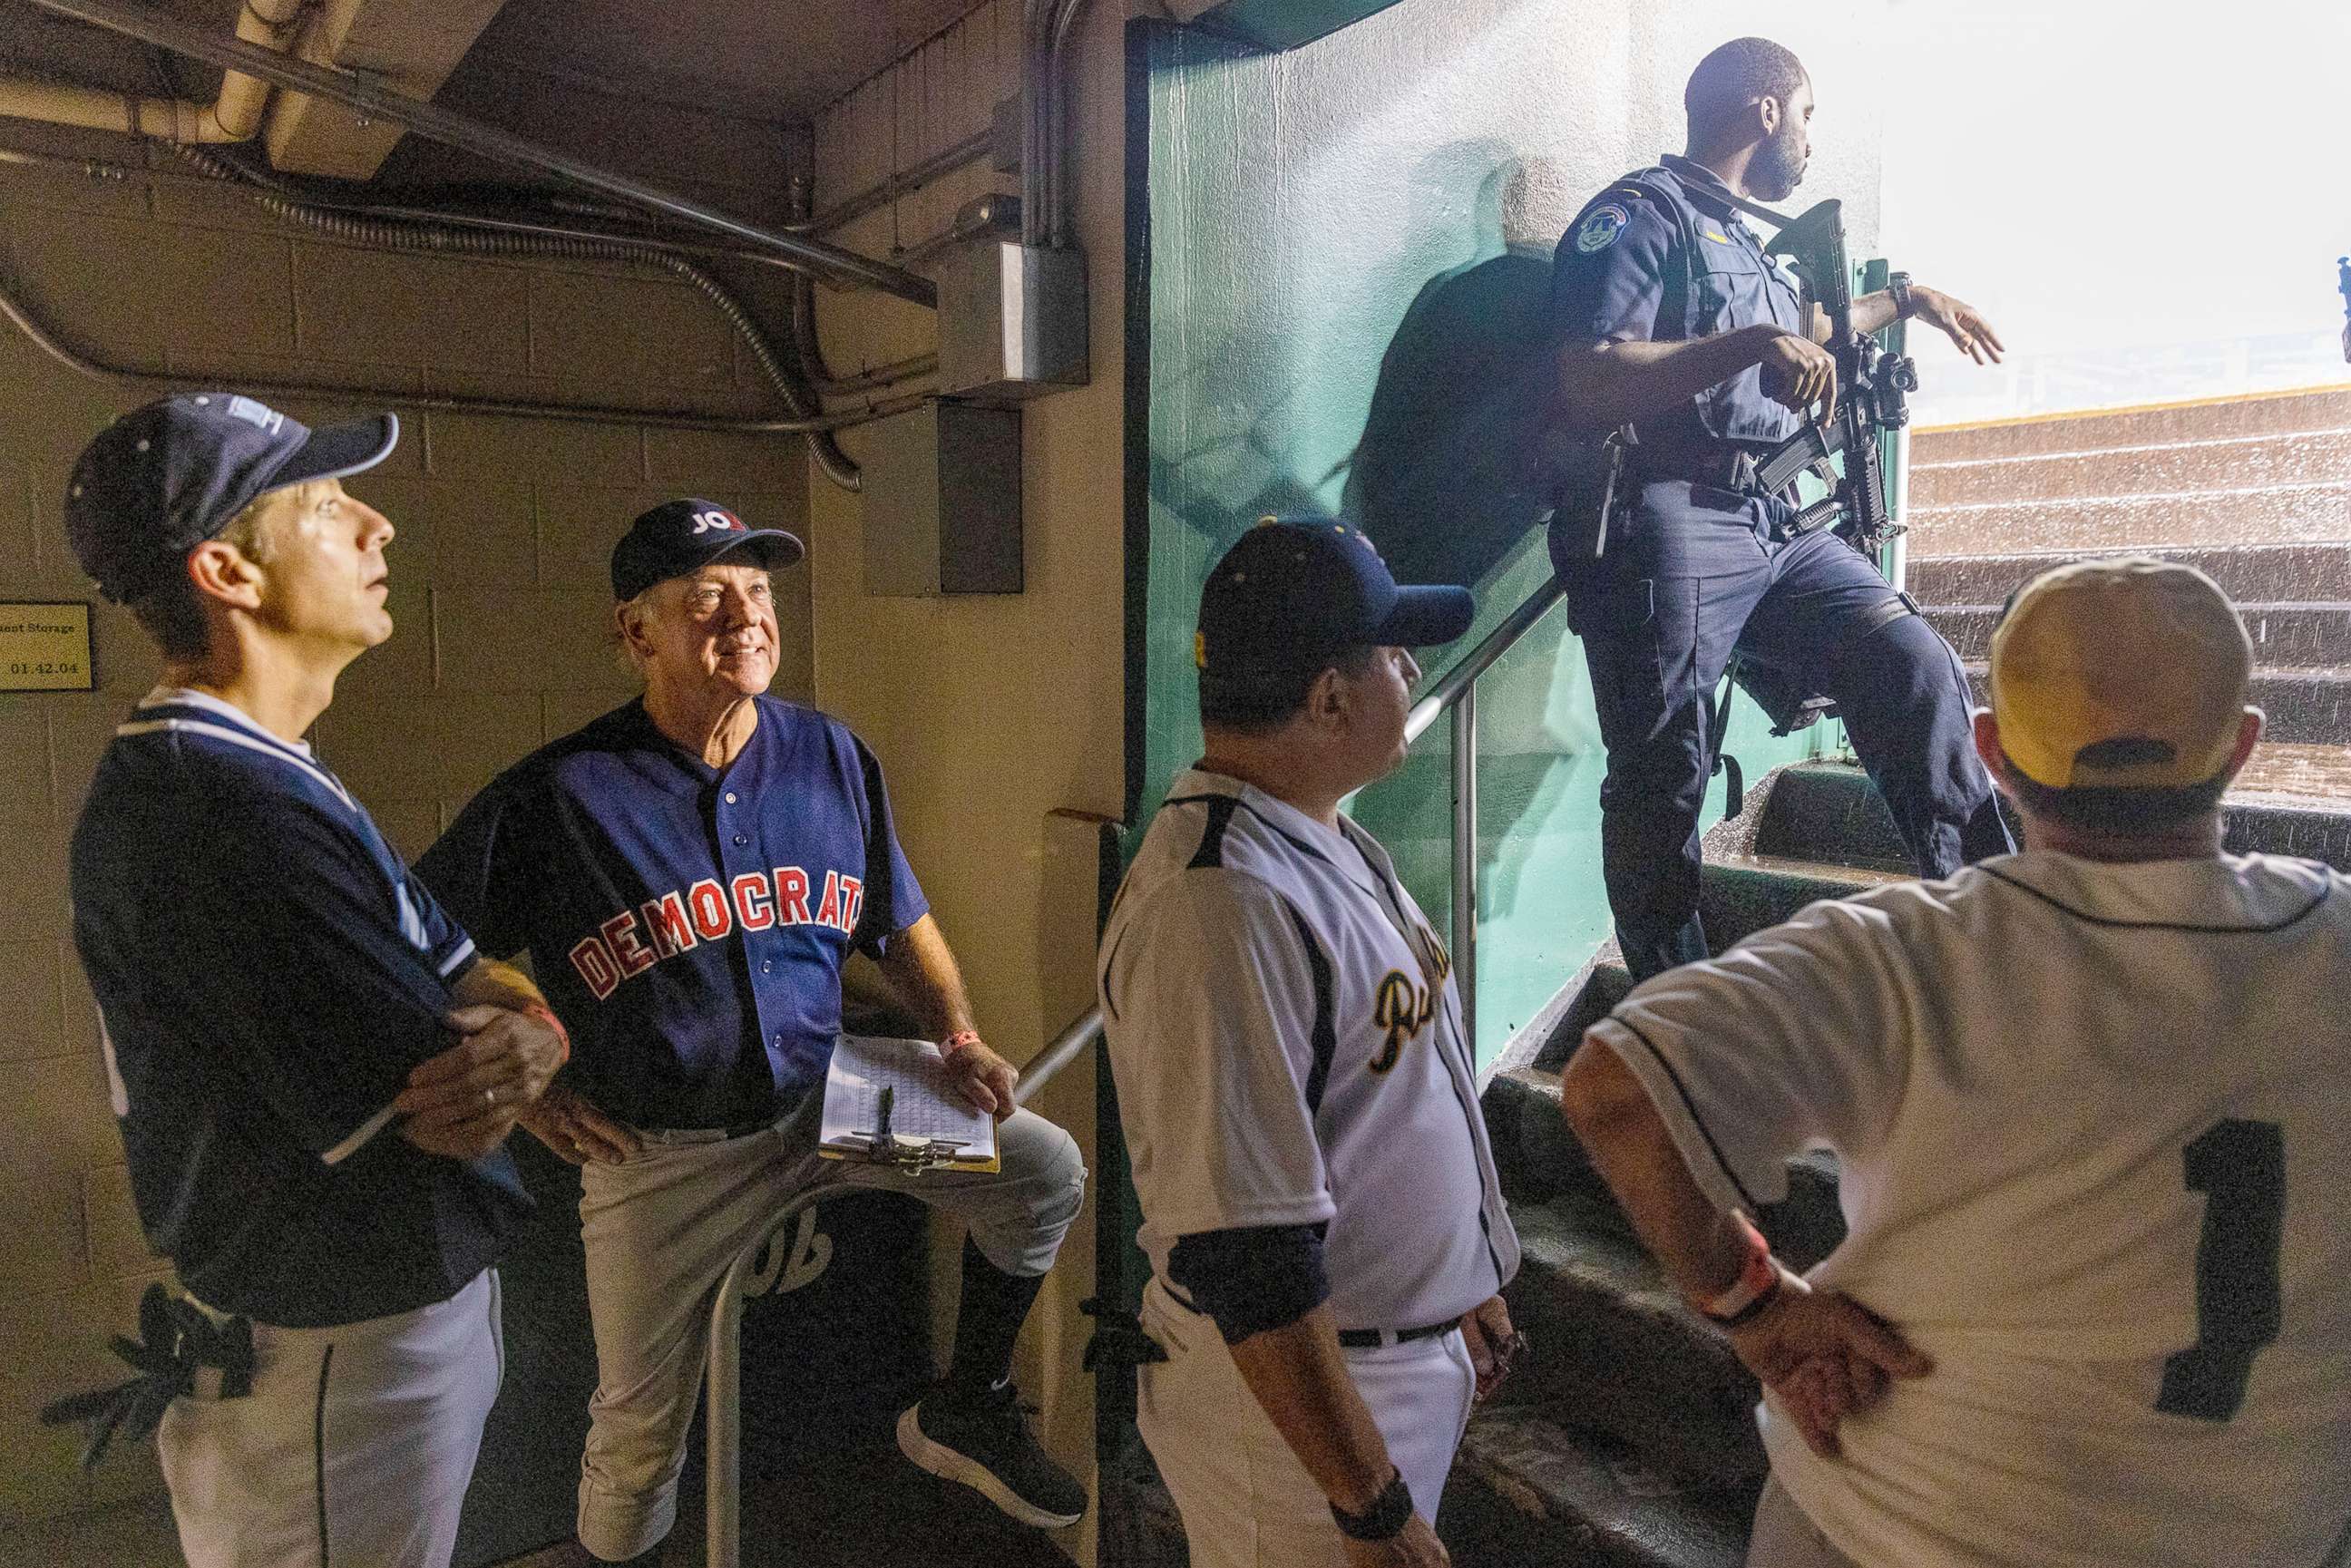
[{"x1": 1574, "y1": 204, "x2": 1631, "y2": 255}]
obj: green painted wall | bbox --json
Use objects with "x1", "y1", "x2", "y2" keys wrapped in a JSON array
[{"x1": 1133, "y1": 0, "x2": 1888, "y2": 1064}]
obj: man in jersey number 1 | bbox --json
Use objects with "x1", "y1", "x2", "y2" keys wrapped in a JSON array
[
  {"x1": 414, "y1": 500, "x2": 1088, "y2": 1565},
  {"x1": 1099, "y1": 517, "x2": 1523, "y2": 1567},
  {"x1": 1560, "y1": 558, "x2": 2351, "y2": 1568}
]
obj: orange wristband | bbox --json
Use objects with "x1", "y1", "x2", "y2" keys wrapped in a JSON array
[{"x1": 523, "y1": 1002, "x2": 571, "y2": 1068}]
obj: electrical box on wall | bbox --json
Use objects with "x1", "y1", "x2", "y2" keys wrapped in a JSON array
[
  {"x1": 863, "y1": 404, "x2": 1023, "y2": 597},
  {"x1": 934, "y1": 241, "x2": 1088, "y2": 404},
  {"x1": 1159, "y1": 0, "x2": 1409, "y2": 50}
]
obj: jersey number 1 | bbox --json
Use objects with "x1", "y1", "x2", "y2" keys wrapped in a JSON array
[{"x1": 2157, "y1": 1118, "x2": 2284, "y2": 1423}]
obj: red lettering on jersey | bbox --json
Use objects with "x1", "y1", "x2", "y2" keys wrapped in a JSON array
[
  {"x1": 640, "y1": 891, "x2": 697, "y2": 959},
  {"x1": 815, "y1": 870, "x2": 842, "y2": 930},
  {"x1": 688, "y1": 878, "x2": 732, "y2": 940},
  {"x1": 774, "y1": 866, "x2": 811, "y2": 924},
  {"x1": 839, "y1": 875, "x2": 864, "y2": 934},
  {"x1": 602, "y1": 911, "x2": 655, "y2": 979},
  {"x1": 570, "y1": 934, "x2": 621, "y2": 1000},
  {"x1": 733, "y1": 872, "x2": 776, "y2": 930}
]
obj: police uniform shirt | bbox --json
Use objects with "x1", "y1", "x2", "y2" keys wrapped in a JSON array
[
  {"x1": 71, "y1": 688, "x2": 529, "y2": 1329},
  {"x1": 1098, "y1": 768, "x2": 1519, "y2": 1334},
  {"x1": 416, "y1": 695, "x2": 928, "y2": 1132},
  {"x1": 1550, "y1": 154, "x2": 1806, "y2": 458},
  {"x1": 1587, "y1": 851, "x2": 2351, "y2": 1568}
]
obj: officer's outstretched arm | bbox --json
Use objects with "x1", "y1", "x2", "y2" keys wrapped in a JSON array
[
  {"x1": 1558, "y1": 324, "x2": 1818, "y2": 429},
  {"x1": 1839, "y1": 287, "x2": 2007, "y2": 365}
]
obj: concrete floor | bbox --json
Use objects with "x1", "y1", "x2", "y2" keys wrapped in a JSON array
[{"x1": 3, "y1": 1441, "x2": 1069, "y2": 1568}]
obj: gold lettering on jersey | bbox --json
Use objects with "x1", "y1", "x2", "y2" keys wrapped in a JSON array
[{"x1": 1370, "y1": 969, "x2": 1434, "y2": 1074}]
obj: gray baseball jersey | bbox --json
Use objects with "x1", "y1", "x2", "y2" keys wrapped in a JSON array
[{"x1": 1099, "y1": 767, "x2": 1519, "y2": 1333}]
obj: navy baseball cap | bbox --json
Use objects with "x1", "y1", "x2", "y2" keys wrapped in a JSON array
[
  {"x1": 610, "y1": 498, "x2": 806, "y2": 601},
  {"x1": 64, "y1": 394, "x2": 399, "y2": 602},
  {"x1": 1196, "y1": 516, "x2": 1474, "y2": 679}
]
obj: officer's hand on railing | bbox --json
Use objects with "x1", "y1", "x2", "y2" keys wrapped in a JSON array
[
  {"x1": 519, "y1": 1083, "x2": 642, "y2": 1166},
  {"x1": 1343, "y1": 1514, "x2": 1449, "y2": 1567},
  {"x1": 1907, "y1": 285, "x2": 2005, "y2": 365},
  {"x1": 1757, "y1": 329, "x2": 1839, "y2": 419}
]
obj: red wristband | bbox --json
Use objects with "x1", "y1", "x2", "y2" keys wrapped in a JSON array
[
  {"x1": 941, "y1": 1029, "x2": 983, "y2": 1058},
  {"x1": 523, "y1": 1002, "x2": 571, "y2": 1067},
  {"x1": 1696, "y1": 1215, "x2": 1779, "y2": 1324}
]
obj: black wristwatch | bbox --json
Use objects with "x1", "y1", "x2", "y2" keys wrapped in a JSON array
[
  {"x1": 1888, "y1": 271, "x2": 1917, "y2": 320},
  {"x1": 1331, "y1": 1470, "x2": 1414, "y2": 1541}
]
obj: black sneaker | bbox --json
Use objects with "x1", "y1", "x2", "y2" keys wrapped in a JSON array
[{"x1": 896, "y1": 1381, "x2": 1088, "y2": 1528}]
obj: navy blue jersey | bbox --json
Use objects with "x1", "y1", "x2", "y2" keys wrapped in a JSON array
[
  {"x1": 415, "y1": 696, "x2": 929, "y2": 1131},
  {"x1": 1550, "y1": 155, "x2": 1805, "y2": 457},
  {"x1": 69, "y1": 689, "x2": 530, "y2": 1329}
]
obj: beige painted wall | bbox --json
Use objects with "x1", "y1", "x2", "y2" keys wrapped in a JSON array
[
  {"x1": 0, "y1": 123, "x2": 815, "y2": 1523},
  {"x1": 806, "y1": 2, "x2": 1128, "y2": 1560}
]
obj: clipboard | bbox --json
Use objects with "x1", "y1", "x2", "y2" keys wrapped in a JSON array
[{"x1": 819, "y1": 1033, "x2": 1000, "y2": 1174}]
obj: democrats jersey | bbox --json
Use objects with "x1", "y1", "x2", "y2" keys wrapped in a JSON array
[
  {"x1": 1590, "y1": 851, "x2": 2351, "y2": 1568},
  {"x1": 1099, "y1": 769, "x2": 1518, "y2": 1334},
  {"x1": 416, "y1": 696, "x2": 927, "y2": 1131},
  {"x1": 70, "y1": 689, "x2": 528, "y2": 1329},
  {"x1": 1551, "y1": 154, "x2": 1805, "y2": 461}
]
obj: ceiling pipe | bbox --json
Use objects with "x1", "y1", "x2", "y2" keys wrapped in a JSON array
[
  {"x1": 17, "y1": 0, "x2": 940, "y2": 307},
  {"x1": 0, "y1": 0, "x2": 307, "y2": 143}
]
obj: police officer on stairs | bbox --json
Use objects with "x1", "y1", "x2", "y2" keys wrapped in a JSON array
[{"x1": 1550, "y1": 36, "x2": 2014, "y2": 980}]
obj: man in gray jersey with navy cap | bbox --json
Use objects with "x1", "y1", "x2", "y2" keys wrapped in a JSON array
[
  {"x1": 1099, "y1": 516, "x2": 1522, "y2": 1568},
  {"x1": 54, "y1": 392, "x2": 567, "y2": 1568}
]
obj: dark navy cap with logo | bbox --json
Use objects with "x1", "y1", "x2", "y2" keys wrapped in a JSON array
[
  {"x1": 64, "y1": 394, "x2": 399, "y2": 603},
  {"x1": 1196, "y1": 515, "x2": 1475, "y2": 681},
  {"x1": 610, "y1": 497, "x2": 807, "y2": 601}
]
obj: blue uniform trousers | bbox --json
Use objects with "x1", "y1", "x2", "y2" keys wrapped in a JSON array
[{"x1": 1565, "y1": 479, "x2": 2012, "y2": 980}]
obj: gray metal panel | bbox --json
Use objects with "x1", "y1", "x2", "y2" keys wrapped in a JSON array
[{"x1": 862, "y1": 404, "x2": 1024, "y2": 598}]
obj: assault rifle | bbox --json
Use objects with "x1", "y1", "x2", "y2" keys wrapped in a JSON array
[{"x1": 1748, "y1": 197, "x2": 1918, "y2": 555}]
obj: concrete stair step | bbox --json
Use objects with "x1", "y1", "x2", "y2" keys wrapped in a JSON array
[
  {"x1": 1925, "y1": 600, "x2": 2351, "y2": 667},
  {"x1": 1751, "y1": 757, "x2": 2351, "y2": 872},
  {"x1": 1486, "y1": 1065, "x2": 1848, "y2": 1259},
  {"x1": 1909, "y1": 425, "x2": 2351, "y2": 509},
  {"x1": 1444, "y1": 1405, "x2": 1758, "y2": 1568},
  {"x1": 1964, "y1": 662, "x2": 2351, "y2": 746},
  {"x1": 1696, "y1": 855, "x2": 1910, "y2": 954},
  {"x1": 1913, "y1": 386, "x2": 2351, "y2": 463},
  {"x1": 1906, "y1": 479, "x2": 2351, "y2": 556},
  {"x1": 1497, "y1": 1200, "x2": 1767, "y2": 1486},
  {"x1": 1906, "y1": 541, "x2": 2351, "y2": 602}
]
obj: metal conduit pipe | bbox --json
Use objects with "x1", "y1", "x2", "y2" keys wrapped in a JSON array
[
  {"x1": 20, "y1": 0, "x2": 939, "y2": 307},
  {"x1": 0, "y1": 269, "x2": 930, "y2": 434},
  {"x1": 163, "y1": 142, "x2": 868, "y2": 491},
  {"x1": 1020, "y1": 0, "x2": 1094, "y2": 249},
  {"x1": 786, "y1": 126, "x2": 995, "y2": 239},
  {"x1": 784, "y1": 173, "x2": 937, "y2": 398},
  {"x1": 1044, "y1": 0, "x2": 1094, "y2": 249}
]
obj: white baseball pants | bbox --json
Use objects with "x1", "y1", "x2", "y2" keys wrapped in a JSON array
[
  {"x1": 1136, "y1": 1275, "x2": 1476, "y2": 1568},
  {"x1": 159, "y1": 1269, "x2": 503, "y2": 1568},
  {"x1": 573, "y1": 1094, "x2": 1085, "y2": 1562},
  {"x1": 1744, "y1": 1477, "x2": 1861, "y2": 1568}
]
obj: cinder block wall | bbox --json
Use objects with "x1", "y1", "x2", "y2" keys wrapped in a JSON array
[
  {"x1": 0, "y1": 122, "x2": 815, "y2": 1523},
  {"x1": 805, "y1": 5, "x2": 1127, "y2": 1562}
]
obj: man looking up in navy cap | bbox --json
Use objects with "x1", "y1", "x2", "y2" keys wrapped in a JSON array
[
  {"x1": 58, "y1": 393, "x2": 568, "y2": 1568},
  {"x1": 415, "y1": 497, "x2": 1089, "y2": 1565},
  {"x1": 1100, "y1": 518, "x2": 1523, "y2": 1568}
]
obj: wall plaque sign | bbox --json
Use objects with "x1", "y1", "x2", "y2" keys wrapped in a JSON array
[{"x1": 0, "y1": 602, "x2": 95, "y2": 691}]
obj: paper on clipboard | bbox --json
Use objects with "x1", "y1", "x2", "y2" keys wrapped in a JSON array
[{"x1": 819, "y1": 1034, "x2": 1000, "y2": 1172}]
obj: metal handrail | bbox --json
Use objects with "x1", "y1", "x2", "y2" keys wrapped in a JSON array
[{"x1": 701, "y1": 571, "x2": 1570, "y2": 1567}]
